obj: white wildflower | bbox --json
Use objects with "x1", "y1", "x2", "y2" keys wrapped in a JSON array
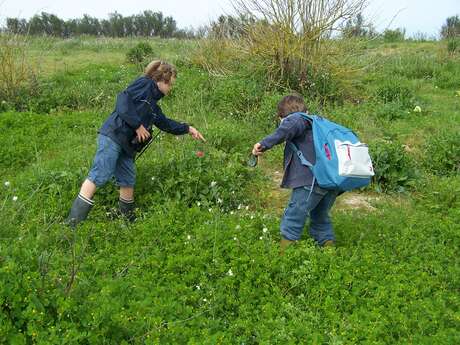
[
  {"x1": 413, "y1": 106, "x2": 422, "y2": 113},
  {"x1": 217, "y1": 198, "x2": 223, "y2": 204},
  {"x1": 208, "y1": 208, "x2": 212, "y2": 212},
  {"x1": 196, "y1": 285, "x2": 201, "y2": 290},
  {"x1": 4, "y1": 181, "x2": 10, "y2": 187},
  {"x1": 230, "y1": 211, "x2": 234, "y2": 215},
  {"x1": 227, "y1": 269, "x2": 234, "y2": 276},
  {"x1": 12, "y1": 196, "x2": 18, "y2": 202},
  {"x1": 263, "y1": 227, "x2": 268, "y2": 233},
  {"x1": 210, "y1": 181, "x2": 217, "y2": 188},
  {"x1": 203, "y1": 298, "x2": 207, "y2": 302},
  {"x1": 197, "y1": 201, "x2": 201, "y2": 206},
  {"x1": 233, "y1": 237, "x2": 237, "y2": 241},
  {"x1": 250, "y1": 215, "x2": 254, "y2": 220},
  {"x1": 245, "y1": 205, "x2": 249, "y2": 210},
  {"x1": 187, "y1": 235, "x2": 191, "y2": 240},
  {"x1": 259, "y1": 236, "x2": 263, "y2": 240},
  {"x1": 235, "y1": 225, "x2": 241, "y2": 230},
  {"x1": 237, "y1": 204, "x2": 242, "y2": 210},
  {"x1": 151, "y1": 176, "x2": 155, "y2": 181}
]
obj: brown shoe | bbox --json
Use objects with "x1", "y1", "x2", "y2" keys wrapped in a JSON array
[{"x1": 280, "y1": 238, "x2": 295, "y2": 255}]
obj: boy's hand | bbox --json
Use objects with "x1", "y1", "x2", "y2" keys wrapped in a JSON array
[
  {"x1": 136, "y1": 125, "x2": 151, "y2": 142},
  {"x1": 189, "y1": 126, "x2": 206, "y2": 142},
  {"x1": 252, "y1": 143, "x2": 264, "y2": 156}
]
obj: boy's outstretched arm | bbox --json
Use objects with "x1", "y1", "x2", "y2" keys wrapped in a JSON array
[{"x1": 252, "y1": 116, "x2": 306, "y2": 155}]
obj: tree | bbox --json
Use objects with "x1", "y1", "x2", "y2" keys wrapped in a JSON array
[
  {"x1": 441, "y1": 15, "x2": 460, "y2": 39},
  {"x1": 6, "y1": 18, "x2": 27, "y2": 34},
  {"x1": 343, "y1": 12, "x2": 375, "y2": 38}
]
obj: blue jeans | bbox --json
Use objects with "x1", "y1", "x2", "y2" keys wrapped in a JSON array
[
  {"x1": 87, "y1": 135, "x2": 136, "y2": 187},
  {"x1": 280, "y1": 185, "x2": 338, "y2": 245}
]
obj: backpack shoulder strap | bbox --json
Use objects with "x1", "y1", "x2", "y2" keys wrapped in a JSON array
[
  {"x1": 289, "y1": 142, "x2": 313, "y2": 168},
  {"x1": 293, "y1": 112, "x2": 314, "y2": 123},
  {"x1": 288, "y1": 112, "x2": 315, "y2": 168}
]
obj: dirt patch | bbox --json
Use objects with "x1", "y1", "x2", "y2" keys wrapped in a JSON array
[{"x1": 335, "y1": 193, "x2": 379, "y2": 211}]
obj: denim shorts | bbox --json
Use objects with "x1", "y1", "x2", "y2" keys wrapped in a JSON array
[{"x1": 87, "y1": 134, "x2": 136, "y2": 187}]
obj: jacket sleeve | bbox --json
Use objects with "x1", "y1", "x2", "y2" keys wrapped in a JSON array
[
  {"x1": 152, "y1": 105, "x2": 190, "y2": 135},
  {"x1": 116, "y1": 91, "x2": 142, "y2": 129},
  {"x1": 259, "y1": 116, "x2": 307, "y2": 151}
]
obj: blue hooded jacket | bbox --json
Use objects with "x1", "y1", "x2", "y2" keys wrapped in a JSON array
[{"x1": 99, "y1": 76, "x2": 189, "y2": 157}]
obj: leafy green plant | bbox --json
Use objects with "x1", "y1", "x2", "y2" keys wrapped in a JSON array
[
  {"x1": 369, "y1": 139, "x2": 418, "y2": 192},
  {"x1": 126, "y1": 42, "x2": 154, "y2": 65},
  {"x1": 447, "y1": 38, "x2": 460, "y2": 54},
  {"x1": 371, "y1": 100, "x2": 408, "y2": 121},
  {"x1": 423, "y1": 130, "x2": 460, "y2": 176},
  {"x1": 373, "y1": 78, "x2": 415, "y2": 109},
  {"x1": 383, "y1": 28, "x2": 405, "y2": 42}
]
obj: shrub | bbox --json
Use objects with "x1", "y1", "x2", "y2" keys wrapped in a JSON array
[
  {"x1": 372, "y1": 101, "x2": 409, "y2": 121},
  {"x1": 205, "y1": 71, "x2": 266, "y2": 119},
  {"x1": 369, "y1": 139, "x2": 418, "y2": 192},
  {"x1": 126, "y1": 42, "x2": 154, "y2": 66},
  {"x1": 384, "y1": 54, "x2": 437, "y2": 80},
  {"x1": 434, "y1": 60, "x2": 460, "y2": 89},
  {"x1": 373, "y1": 78, "x2": 415, "y2": 109},
  {"x1": 134, "y1": 140, "x2": 258, "y2": 211},
  {"x1": 447, "y1": 37, "x2": 460, "y2": 54},
  {"x1": 423, "y1": 130, "x2": 460, "y2": 176},
  {"x1": 383, "y1": 28, "x2": 405, "y2": 42},
  {"x1": 415, "y1": 176, "x2": 460, "y2": 217},
  {"x1": 0, "y1": 34, "x2": 38, "y2": 106}
]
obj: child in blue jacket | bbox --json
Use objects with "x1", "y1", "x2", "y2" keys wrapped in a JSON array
[
  {"x1": 252, "y1": 95, "x2": 337, "y2": 253},
  {"x1": 67, "y1": 60, "x2": 205, "y2": 226}
]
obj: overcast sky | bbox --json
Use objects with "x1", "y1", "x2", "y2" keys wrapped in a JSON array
[{"x1": 1, "y1": 0, "x2": 458, "y2": 37}]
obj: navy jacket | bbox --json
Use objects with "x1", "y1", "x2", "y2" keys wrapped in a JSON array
[
  {"x1": 260, "y1": 112, "x2": 315, "y2": 189},
  {"x1": 99, "y1": 76, "x2": 189, "y2": 157}
]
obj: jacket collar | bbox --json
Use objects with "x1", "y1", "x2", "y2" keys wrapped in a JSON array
[{"x1": 150, "y1": 78, "x2": 165, "y2": 101}]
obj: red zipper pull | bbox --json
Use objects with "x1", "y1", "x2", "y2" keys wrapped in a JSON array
[{"x1": 324, "y1": 144, "x2": 331, "y2": 160}]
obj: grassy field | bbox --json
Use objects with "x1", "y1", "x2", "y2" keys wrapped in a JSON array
[{"x1": 0, "y1": 36, "x2": 459, "y2": 344}]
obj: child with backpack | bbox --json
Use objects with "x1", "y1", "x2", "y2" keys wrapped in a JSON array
[
  {"x1": 252, "y1": 94, "x2": 374, "y2": 253},
  {"x1": 252, "y1": 95, "x2": 338, "y2": 252},
  {"x1": 66, "y1": 60, "x2": 205, "y2": 227}
]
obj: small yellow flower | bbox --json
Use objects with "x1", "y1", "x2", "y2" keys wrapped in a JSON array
[{"x1": 413, "y1": 106, "x2": 422, "y2": 113}]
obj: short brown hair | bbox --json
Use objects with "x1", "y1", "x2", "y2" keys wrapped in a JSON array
[
  {"x1": 144, "y1": 60, "x2": 177, "y2": 83},
  {"x1": 277, "y1": 94, "x2": 307, "y2": 118}
]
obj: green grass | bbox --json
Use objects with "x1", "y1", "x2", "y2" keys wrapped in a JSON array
[{"x1": 0, "y1": 36, "x2": 459, "y2": 344}]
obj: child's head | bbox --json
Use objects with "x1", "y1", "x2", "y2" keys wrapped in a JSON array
[
  {"x1": 277, "y1": 94, "x2": 307, "y2": 118},
  {"x1": 144, "y1": 60, "x2": 177, "y2": 95}
]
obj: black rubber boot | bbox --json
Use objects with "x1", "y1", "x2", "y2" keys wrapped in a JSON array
[
  {"x1": 119, "y1": 198, "x2": 136, "y2": 222},
  {"x1": 66, "y1": 194, "x2": 94, "y2": 228}
]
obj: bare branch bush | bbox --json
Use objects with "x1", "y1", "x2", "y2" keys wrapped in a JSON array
[
  {"x1": 230, "y1": 0, "x2": 369, "y2": 102},
  {"x1": 0, "y1": 33, "x2": 38, "y2": 105}
]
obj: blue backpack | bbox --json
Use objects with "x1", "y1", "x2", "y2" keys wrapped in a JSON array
[{"x1": 289, "y1": 112, "x2": 374, "y2": 192}]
